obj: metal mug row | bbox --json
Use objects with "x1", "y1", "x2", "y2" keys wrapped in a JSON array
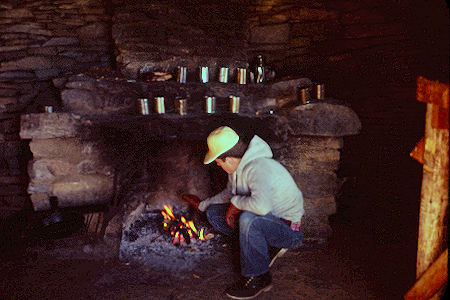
[
  {"x1": 137, "y1": 96, "x2": 241, "y2": 115},
  {"x1": 297, "y1": 83, "x2": 325, "y2": 104},
  {"x1": 177, "y1": 66, "x2": 248, "y2": 84}
]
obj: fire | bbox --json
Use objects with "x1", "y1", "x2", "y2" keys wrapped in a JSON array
[{"x1": 161, "y1": 204, "x2": 206, "y2": 246}]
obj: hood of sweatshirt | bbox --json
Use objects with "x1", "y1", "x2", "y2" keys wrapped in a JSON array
[{"x1": 235, "y1": 135, "x2": 272, "y2": 174}]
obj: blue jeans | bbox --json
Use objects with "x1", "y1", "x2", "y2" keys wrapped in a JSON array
[{"x1": 206, "y1": 203, "x2": 304, "y2": 277}]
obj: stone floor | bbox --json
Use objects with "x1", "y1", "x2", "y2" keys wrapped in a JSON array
[{"x1": 0, "y1": 210, "x2": 417, "y2": 300}]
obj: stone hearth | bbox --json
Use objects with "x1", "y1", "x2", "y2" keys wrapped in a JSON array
[{"x1": 20, "y1": 72, "x2": 360, "y2": 246}]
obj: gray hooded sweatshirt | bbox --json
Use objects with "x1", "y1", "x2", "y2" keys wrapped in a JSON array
[{"x1": 199, "y1": 135, "x2": 304, "y2": 222}]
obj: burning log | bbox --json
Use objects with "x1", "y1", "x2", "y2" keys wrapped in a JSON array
[{"x1": 161, "y1": 204, "x2": 206, "y2": 246}]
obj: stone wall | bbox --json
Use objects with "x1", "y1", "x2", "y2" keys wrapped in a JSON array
[
  {"x1": 112, "y1": 0, "x2": 249, "y2": 79},
  {"x1": 0, "y1": 0, "x2": 112, "y2": 216}
]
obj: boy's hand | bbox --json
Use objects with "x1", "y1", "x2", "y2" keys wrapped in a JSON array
[
  {"x1": 226, "y1": 203, "x2": 242, "y2": 229},
  {"x1": 182, "y1": 194, "x2": 201, "y2": 211}
]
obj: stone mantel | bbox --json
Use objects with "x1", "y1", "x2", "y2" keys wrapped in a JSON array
[{"x1": 20, "y1": 100, "x2": 361, "y2": 142}]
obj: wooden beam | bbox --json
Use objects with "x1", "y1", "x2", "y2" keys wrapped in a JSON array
[
  {"x1": 416, "y1": 102, "x2": 449, "y2": 278},
  {"x1": 405, "y1": 249, "x2": 448, "y2": 300},
  {"x1": 417, "y1": 76, "x2": 449, "y2": 108}
]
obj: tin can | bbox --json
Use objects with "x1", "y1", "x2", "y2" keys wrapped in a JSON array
[
  {"x1": 44, "y1": 105, "x2": 53, "y2": 113},
  {"x1": 237, "y1": 68, "x2": 247, "y2": 84},
  {"x1": 177, "y1": 66, "x2": 187, "y2": 83},
  {"x1": 199, "y1": 66, "x2": 209, "y2": 83},
  {"x1": 204, "y1": 96, "x2": 216, "y2": 113},
  {"x1": 175, "y1": 98, "x2": 188, "y2": 115},
  {"x1": 229, "y1": 96, "x2": 240, "y2": 113},
  {"x1": 312, "y1": 83, "x2": 325, "y2": 100},
  {"x1": 137, "y1": 98, "x2": 150, "y2": 115},
  {"x1": 297, "y1": 87, "x2": 311, "y2": 104},
  {"x1": 218, "y1": 67, "x2": 229, "y2": 83},
  {"x1": 154, "y1": 97, "x2": 165, "y2": 114}
]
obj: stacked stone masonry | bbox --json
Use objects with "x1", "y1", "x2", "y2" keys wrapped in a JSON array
[
  {"x1": 2, "y1": 0, "x2": 372, "y2": 244},
  {"x1": 0, "y1": 0, "x2": 112, "y2": 215}
]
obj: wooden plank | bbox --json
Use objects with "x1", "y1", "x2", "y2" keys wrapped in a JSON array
[
  {"x1": 410, "y1": 137, "x2": 424, "y2": 164},
  {"x1": 430, "y1": 105, "x2": 448, "y2": 129},
  {"x1": 405, "y1": 249, "x2": 448, "y2": 300},
  {"x1": 416, "y1": 102, "x2": 449, "y2": 279},
  {"x1": 416, "y1": 76, "x2": 449, "y2": 108}
]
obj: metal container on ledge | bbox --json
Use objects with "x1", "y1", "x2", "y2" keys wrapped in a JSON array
[
  {"x1": 137, "y1": 98, "x2": 150, "y2": 115},
  {"x1": 237, "y1": 68, "x2": 247, "y2": 84},
  {"x1": 175, "y1": 98, "x2": 188, "y2": 115},
  {"x1": 204, "y1": 96, "x2": 216, "y2": 113},
  {"x1": 229, "y1": 96, "x2": 240, "y2": 113},
  {"x1": 177, "y1": 66, "x2": 187, "y2": 83},
  {"x1": 199, "y1": 66, "x2": 209, "y2": 83},
  {"x1": 44, "y1": 105, "x2": 53, "y2": 113},
  {"x1": 154, "y1": 97, "x2": 165, "y2": 114},
  {"x1": 297, "y1": 87, "x2": 311, "y2": 104},
  {"x1": 312, "y1": 83, "x2": 325, "y2": 100},
  {"x1": 218, "y1": 67, "x2": 229, "y2": 83}
]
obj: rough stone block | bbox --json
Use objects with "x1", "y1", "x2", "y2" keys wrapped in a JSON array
[
  {"x1": 77, "y1": 159, "x2": 114, "y2": 176},
  {"x1": 30, "y1": 138, "x2": 86, "y2": 160},
  {"x1": 250, "y1": 23, "x2": 289, "y2": 44},
  {"x1": 293, "y1": 170, "x2": 341, "y2": 198},
  {"x1": 0, "y1": 56, "x2": 52, "y2": 72},
  {"x1": 20, "y1": 113, "x2": 81, "y2": 139},
  {"x1": 289, "y1": 102, "x2": 361, "y2": 137},
  {"x1": 52, "y1": 174, "x2": 113, "y2": 207},
  {"x1": 1, "y1": 141, "x2": 21, "y2": 157},
  {"x1": 0, "y1": 8, "x2": 33, "y2": 18},
  {"x1": 0, "y1": 97, "x2": 17, "y2": 105},
  {"x1": 29, "y1": 158, "x2": 77, "y2": 181},
  {"x1": 30, "y1": 193, "x2": 50, "y2": 211},
  {"x1": 42, "y1": 37, "x2": 79, "y2": 47},
  {"x1": 27, "y1": 181, "x2": 51, "y2": 194},
  {"x1": 289, "y1": 8, "x2": 338, "y2": 21}
]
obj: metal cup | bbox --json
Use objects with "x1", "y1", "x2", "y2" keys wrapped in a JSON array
[
  {"x1": 177, "y1": 66, "x2": 187, "y2": 83},
  {"x1": 175, "y1": 98, "x2": 187, "y2": 115},
  {"x1": 229, "y1": 96, "x2": 240, "y2": 113},
  {"x1": 237, "y1": 68, "x2": 247, "y2": 84},
  {"x1": 199, "y1": 66, "x2": 209, "y2": 83},
  {"x1": 44, "y1": 105, "x2": 53, "y2": 113},
  {"x1": 204, "y1": 96, "x2": 216, "y2": 113},
  {"x1": 312, "y1": 83, "x2": 325, "y2": 99},
  {"x1": 154, "y1": 96, "x2": 165, "y2": 114},
  {"x1": 297, "y1": 87, "x2": 311, "y2": 104},
  {"x1": 218, "y1": 67, "x2": 229, "y2": 83},
  {"x1": 137, "y1": 98, "x2": 150, "y2": 115}
]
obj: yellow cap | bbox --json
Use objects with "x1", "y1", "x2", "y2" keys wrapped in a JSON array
[{"x1": 204, "y1": 126, "x2": 239, "y2": 164}]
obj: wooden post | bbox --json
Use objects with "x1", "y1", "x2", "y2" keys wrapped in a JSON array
[{"x1": 412, "y1": 77, "x2": 448, "y2": 299}]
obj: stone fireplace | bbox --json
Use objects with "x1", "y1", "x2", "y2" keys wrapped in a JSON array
[
  {"x1": 3, "y1": 0, "x2": 362, "y2": 250},
  {"x1": 20, "y1": 73, "x2": 361, "y2": 248}
]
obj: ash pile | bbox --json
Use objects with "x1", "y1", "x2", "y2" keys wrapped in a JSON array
[{"x1": 119, "y1": 205, "x2": 221, "y2": 274}]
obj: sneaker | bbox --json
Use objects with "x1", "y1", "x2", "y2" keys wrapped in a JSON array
[
  {"x1": 225, "y1": 272, "x2": 272, "y2": 299},
  {"x1": 269, "y1": 247, "x2": 288, "y2": 267}
]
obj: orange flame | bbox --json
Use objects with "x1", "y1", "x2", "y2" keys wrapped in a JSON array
[
  {"x1": 163, "y1": 205, "x2": 175, "y2": 219},
  {"x1": 199, "y1": 228, "x2": 204, "y2": 240},
  {"x1": 187, "y1": 220, "x2": 198, "y2": 234}
]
